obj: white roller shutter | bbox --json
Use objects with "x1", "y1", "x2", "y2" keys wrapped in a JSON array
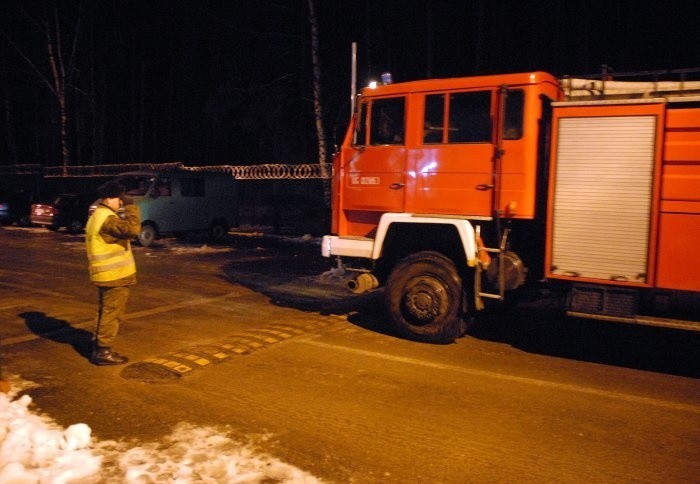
[{"x1": 550, "y1": 115, "x2": 656, "y2": 283}]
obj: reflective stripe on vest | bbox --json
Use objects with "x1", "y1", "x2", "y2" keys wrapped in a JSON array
[{"x1": 85, "y1": 206, "x2": 136, "y2": 282}]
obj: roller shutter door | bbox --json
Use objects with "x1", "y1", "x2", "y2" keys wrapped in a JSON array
[{"x1": 550, "y1": 115, "x2": 656, "y2": 283}]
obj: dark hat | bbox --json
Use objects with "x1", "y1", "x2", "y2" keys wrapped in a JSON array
[{"x1": 97, "y1": 181, "x2": 125, "y2": 199}]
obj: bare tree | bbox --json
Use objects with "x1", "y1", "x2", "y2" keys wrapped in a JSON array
[
  {"x1": 0, "y1": 48, "x2": 19, "y2": 165},
  {"x1": 307, "y1": 0, "x2": 330, "y2": 203},
  {"x1": 2, "y1": 2, "x2": 83, "y2": 172}
]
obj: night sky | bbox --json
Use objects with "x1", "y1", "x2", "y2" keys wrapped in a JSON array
[{"x1": 0, "y1": 0, "x2": 697, "y2": 168}]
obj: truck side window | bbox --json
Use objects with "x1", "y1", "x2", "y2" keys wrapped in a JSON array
[
  {"x1": 370, "y1": 97, "x2": 405, "y2": 145},
  {"x1": 503, "y1": 89, "x2": 524, "y2": 140},
  {"x1": 448, "y1": 91, "x2": 491, "y2": 143},
  {"x1": 180, "y1": 178, "x2": 205, "y2": 197},
  {"x1": 423, "y1": 94, "x2": 445, "y2": 143}
]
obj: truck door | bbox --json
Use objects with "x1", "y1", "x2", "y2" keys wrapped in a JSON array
[
  {"x1": 340, "y1": 96, "x2": 407, "y2": 236},
  {"x1": 407, "y1": 90, "x2": 495, "y2": 217}
]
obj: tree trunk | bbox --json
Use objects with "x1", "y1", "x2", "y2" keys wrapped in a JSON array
[
  {"x1": 3, "y1": 87, "x2": 18, "y2": 165},
  {"x1": 45, "y1": 6, "x2": 73, "y2": 173},
  {"x1": 1, "y1": 51, "x2": 19, "y2": 165},
  {"x1": 306, "y1": 0, "x2": 330, "y2": 204}
]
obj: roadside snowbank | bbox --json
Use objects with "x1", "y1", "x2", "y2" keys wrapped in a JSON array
[{"x1": 1, "y1": 377, "x2": 322, "y2": 483}]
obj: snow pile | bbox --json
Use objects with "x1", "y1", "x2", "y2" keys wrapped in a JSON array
[
  {"x1": 0, "y1": 391, "x2": 101, "y2": 482},
  {"x1": 108, "y1": 424, "x2": 321, "y2": 483},
  {"x1": 1, "y1": 382, "x2": 322, "y2": 483}
]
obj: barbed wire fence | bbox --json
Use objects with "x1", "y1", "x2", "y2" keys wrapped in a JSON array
[
  {"x1": 0, "y1": 162, "x2": 333, "y2": 234},
  {"x1": 0, "y1": 162, "x2": 332, "y2": 180}
]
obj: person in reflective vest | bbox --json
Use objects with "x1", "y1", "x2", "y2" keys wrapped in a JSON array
[{"x1": 85, "y1": 181, "x2": 141, "y2": 365}]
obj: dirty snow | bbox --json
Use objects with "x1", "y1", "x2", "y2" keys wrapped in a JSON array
[
  {"x1": 4, "y1": 224, "x2": 320, "y2": 255},
  {"x1": 1, "y1": 376, "x2": 322, "y2": 483}
]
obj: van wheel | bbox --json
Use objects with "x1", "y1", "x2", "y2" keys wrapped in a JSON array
[
  {"x1": 384, "y1": 251, "x2": 466, "y2": 344},
  {"x1": 139, "y1": 224, "x2": 157, "y2": 247},
  {"x1": 209, "y1": 219, "x2": 229, "y2": 240}
]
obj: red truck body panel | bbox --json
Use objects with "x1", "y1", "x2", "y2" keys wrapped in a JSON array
[{"x1": 656, "y1": 107, "x2": 700, "y2": 291}]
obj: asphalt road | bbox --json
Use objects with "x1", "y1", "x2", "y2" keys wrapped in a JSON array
[{"x1": 1, "y1": 225, "x2": 698, "y2": 483}]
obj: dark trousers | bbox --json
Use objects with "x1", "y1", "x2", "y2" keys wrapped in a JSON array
[{"x1": 94, "y1": 285, "x2": 130, "y2": 348}]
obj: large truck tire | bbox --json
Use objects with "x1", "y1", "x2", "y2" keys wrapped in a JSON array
[{"x1": 384, "y1": 251, "x2": 466, "y2": 344}]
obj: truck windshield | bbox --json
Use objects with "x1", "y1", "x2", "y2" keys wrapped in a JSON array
[
  {"x1": 353, "y1": 102, "x2": 367, "y2": 146},
  {"x1": 370, "y1": 97, "x2": 405, "y2": 145}
]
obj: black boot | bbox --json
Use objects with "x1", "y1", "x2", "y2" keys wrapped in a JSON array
[{"x1": 91, "y1": 347, "x2": 129, "y2": 366}]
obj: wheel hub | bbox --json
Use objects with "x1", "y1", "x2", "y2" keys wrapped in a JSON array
[{"x1": 403, "y1": 277, "x2": 445, "y2": 323}]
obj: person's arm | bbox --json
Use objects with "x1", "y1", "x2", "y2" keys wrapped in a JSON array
[{"x1": 100, "y1": 204, "x2": 141, "y2": 240}]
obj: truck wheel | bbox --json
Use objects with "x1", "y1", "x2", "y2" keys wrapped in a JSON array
[
  {"x1": 209, "y1": 219, "x2": 229, "y2": 240},
  {"x1": 385, "y1": 251, "x2": 466, "y2": 344},
  {"x1": 138, "y1": 223, "x2": 157, "y2": 247}
]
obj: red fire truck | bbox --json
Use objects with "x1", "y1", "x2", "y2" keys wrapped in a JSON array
[{"x1": 322, "y1": 69, "x2": 700, "y2": 343}]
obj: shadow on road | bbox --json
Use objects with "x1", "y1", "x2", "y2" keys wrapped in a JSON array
[
  {"x1": 218, "y1": 235, "x2": 699, "y2": 379},
  {"x1": 221, "y1": 242, "x2": 362, "y2": 310},
  {"x1": 20, "y1": 311, "x2": 93, "y2": 360},
  {"x1": 468, "y1": 293, "x2": 700, "y2": 379}
]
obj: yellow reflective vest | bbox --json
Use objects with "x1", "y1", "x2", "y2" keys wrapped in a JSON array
[{"x1": 85, "y1": 206, "x2": 136, "y2": 283}]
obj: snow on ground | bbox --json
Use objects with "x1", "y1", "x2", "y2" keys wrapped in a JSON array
[
  {"x1": 1, "y1": 376, "x2": 323, "y2": 483},
  {"x1": 5, "y1": 224, "x2": 320, "y2": 256}
]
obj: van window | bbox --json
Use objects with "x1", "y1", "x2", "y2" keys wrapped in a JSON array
[
  {"x1": 156, "y1": 177, "x2": 172, "y2": 196},
  {"x1": 119, "y1": 175, "x2": 153, "y2": 196},
  {"x1": 448, "y1": 91, "x2": 491, "y2": 143},
  {"x1": 370, "y1": 97, "x2": 405, "y2": 145},
  {"x1": 180, "y1": 178, "x2": 205, "y2": 197},
  {"x1": 503, "y1": 89, "x2": 524, "y2": 140}
]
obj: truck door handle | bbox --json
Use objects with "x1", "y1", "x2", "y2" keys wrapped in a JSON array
[
  {"x1": 475, "y1": 184, "x2": 494, "y2": 191},
  {"x1": 389, "y1": 183, "x2": 405, "y2": 189}
]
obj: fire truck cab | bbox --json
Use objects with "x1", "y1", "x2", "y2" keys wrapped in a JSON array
[{"x1": 322, "y1": 69, "x2": 700, "y2": 343}]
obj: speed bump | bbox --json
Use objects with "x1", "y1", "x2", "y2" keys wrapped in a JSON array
[{"x1": 120, "y1": 321, "x2": 333, "y2": 382}]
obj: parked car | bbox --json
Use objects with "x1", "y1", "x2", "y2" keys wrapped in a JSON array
[
  {"x1": 0, "y1": 200, "x2": 13, "y2": 225},
  {"x1": 31, "y1": 193, "x2": 97, "y2": 234},
  {"x1": 0, "y1": 190, "x2": 32, "y2": 226}
]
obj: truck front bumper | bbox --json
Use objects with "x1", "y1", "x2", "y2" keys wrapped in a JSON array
[{"x1": 321, "y1": 235, "x2": 374, "y2": 259}]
